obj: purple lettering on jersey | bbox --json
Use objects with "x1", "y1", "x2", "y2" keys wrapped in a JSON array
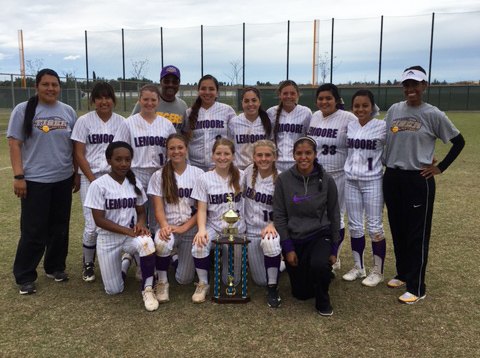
[
  {"x1": 208, "y1": 192, "x2": 242, "y2": 205},
  {"x1": 133, "y1": 136, "x2": 167, "y2": 148},
  {"x1": 278, "y1": 123, "x2": 303, "y2": 134},
  {"x1": 195, "y1": 120, "x2": 225, "y2": 130},
  {"x1": 245, "y1": 186, "x2": 273, "y2": 205},
  {"x1": 88, "y1": 133, "x2": 114, "y2": 144},
  {"x1": 178, "y1": 187, "x2": 193, "y2": 198},
  {"x1": 307, "y1": 127, "x2": 338, "y2": 138},
  {"x1": 105, "y1": 197, "x2": 137, "y2": 209},
  {"x1": 347, "y1": 138, "x2": 378, "y2": 150},
  {"x1": 235, "y1": 134, "x2": 267, "y2": 144}
]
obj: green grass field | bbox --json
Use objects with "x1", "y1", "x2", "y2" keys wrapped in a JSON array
[{"x1": 0, "y1": 110, "x2": 479, "y2": 357}]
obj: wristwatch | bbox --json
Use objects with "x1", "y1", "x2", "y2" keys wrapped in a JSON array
[{"x1": 14, "y1": 174, "x2": 25, "y2": 180}]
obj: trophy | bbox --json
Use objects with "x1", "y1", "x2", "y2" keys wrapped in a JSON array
[{"x1": 212, "y1": 194, "x2": 250, "y2": 303}]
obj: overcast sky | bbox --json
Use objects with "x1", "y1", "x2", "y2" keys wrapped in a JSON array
[{"x1": 1, "y1": 0, "x2": 479, "y2": 84}]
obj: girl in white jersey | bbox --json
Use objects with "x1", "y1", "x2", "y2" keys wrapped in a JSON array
[
  {"x1": 243, "y1": 140, "x2": 282, "y2": 308},
  {"x1": 72, "y1": 82, "x2": 125, "y2": 283},
  {"x1": 114, "y1": 84, "x2": 176, "y2": 232},
  {"x1": 183, "y1": 75, "x2": 236, "y2": 171},
  {"x1": 342, "y1": 90, "x2": 386, "y2": 287},
  {"x1": 228, "y1": 87, "x2": 273, "y2": 169},
  {"x1": 190, "y1": 138, "x2": 245, "y2": 303},
  {"x1": 148, "y1": 134, "x2": 204, "y2": 303},
  {"x1": 267, "y1": 80, "x2": 311, "y2": 172},
  {"x1": 307, "y1": 83, "x2": 357, "y2": 273},
  {"x1": 84, "y1": 141, "x2": 159, "y2": 312}
]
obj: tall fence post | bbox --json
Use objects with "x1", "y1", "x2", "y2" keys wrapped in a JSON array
[
  {"x1": 427, "y1": 12, "x2": 435, "y2": 102},
  {"x1": 378, "y1": 15, "x2": 384, "y2": 107},
  {"x1": 242, "y1": 22, "x2": 245, "y2": 87},
  {"x1": 74, "y1": 78, "x2": 79, "y2": 111},
  {"x1": 330, "y1": 18, "x2": 334, "y2": 83},
  {"x1": 201, "y1": 25, "x2": 204, "y2": 77},
  {"x1": 122, "y1": 28, "x2": 126, "y2": 112},
  {"x1": 84, "y1": 30, "x2": 90, "y2": 110},
  {"x1": 10, "y1": 74, "x2": 15, "y2": 109},
  {"x1": 286, "y1": 20, "x2": 290, "y2": 80},
  {"x1": 160, "y1": 27, "x2": 164, "y2": 69}
]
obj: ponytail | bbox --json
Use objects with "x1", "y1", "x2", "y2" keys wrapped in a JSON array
[
  {"x1": 273, "y1": 102, "x2": 283, "y2": 144},
  {"x1": 161, "y1": 160, "x2": 179, "y2": 204},
  {"x1": 259, "y1": 107, "x2": 272, "y2": 138},
  {"x1": 186, "y1": 96, "x2": 202, "y2": 141},
  {"x1": 23, "y1": 95, "x2": 39, "y2": 138},
  {"x1": 229, "y1": 163, "x2": 241, "y2": 196},
  {"x1": 126, "y1": 169, "x2": 142, "y2": 196}
]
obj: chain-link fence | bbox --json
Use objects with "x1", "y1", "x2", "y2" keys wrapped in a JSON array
[{"x1": 1, "y1": 72, "x2": 478, "y2": 112}]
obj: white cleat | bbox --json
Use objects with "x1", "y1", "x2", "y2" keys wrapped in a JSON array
[
  {"x1": 342, "y1": 266, "x2": 366, "y2": 281},
  {"x1": 192, "y1": 282, "x2": 210, "y2": 303}
]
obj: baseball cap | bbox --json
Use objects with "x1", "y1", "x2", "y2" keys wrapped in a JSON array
[
  {"x1": 160, "y1": 65, "x2": 180, "y2": 81},
  {"x1": 401, "y1": 69, "x2": 428, "y2": 83}
]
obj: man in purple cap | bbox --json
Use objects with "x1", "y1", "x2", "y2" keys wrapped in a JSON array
[{"x1": 131, "y1": 65, "x2": 188, "y2": 132}]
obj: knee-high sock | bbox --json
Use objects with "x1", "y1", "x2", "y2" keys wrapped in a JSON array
[
  {"x1": 372, "y1": 240, "x2": 386, "y2": 273},
  {"x1": 351, "y1": 236, "x2": 366, "y2": 269},
  {"x1": 140, "y1": 254, "x2": 155, "y2": 289},
  {"x1": 194, "y1": 256, "x2": 210, "y2": 284},
  {"x1": 83, "y1": 244, "x2": 96, "y2": 264},
  {"x1": 264, "y1": 254, "x2": 281, "y2": 285},
  {"x1": 155, "y1": 255, "x2": 170, "y2": 282}
]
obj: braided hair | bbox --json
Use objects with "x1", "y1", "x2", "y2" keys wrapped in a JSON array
[
  {"x1": 105, "y1": 141, "x2": 141, "y2": 195},
  {"x1": 250, "y1": 140, "x2": 278, "y2": 197}
]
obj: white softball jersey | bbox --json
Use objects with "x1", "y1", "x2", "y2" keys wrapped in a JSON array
[
  {"x1": 242, "y1": 164, "x2": 276, "y2": 236},
  {"x1": 71, "y1": 111, "x2": 125, "y2": 175},
  {"x1": 184, "y1": 102, "x2": 236, "y2": 170},
  {"x1": 114, "y1": 113, "x2": 176, "y2": 170},
  {"x1": 344, "y1": 119, "x2": 386, "y2": 181},
  {"x1": 84, "y1": 174, "x2": 147, "y2": 236},
  {"x1": 267, "y1": 104, "x2": 311, "y2": 170},
  {"x1": 147, "y1": 164, "x2": 204, "y2": 226},
  {"x1": 191, "y1": 169, "x2": 246, "y2": 234},
  {"x1": 228, "y1": 113, "x2": 273, "y2": 170},
  {"x1": 307, "y1": 109, "x2": 357, "y2": 174}
]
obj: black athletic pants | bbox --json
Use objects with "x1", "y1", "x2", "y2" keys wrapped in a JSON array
[
  {"x1": 13, "y1": 177, "x2": 73, "y2": 284},
  {"x1": 285, "y1": 235, "x2": 332, "y2": 311},
  {"x1": 383, "y1": 167, "x2": 435, "y2": 297}
]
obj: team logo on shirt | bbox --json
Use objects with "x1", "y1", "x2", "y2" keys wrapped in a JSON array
[
  {"x1": 390, "y1": 117, "x2": 421, "y2": 133},
  {"x1": 34, "y1": 117, "x2": 68, "y2": 132},
  {"x1": 292, "y1": 193, "x2": 317, "y2": 204}
]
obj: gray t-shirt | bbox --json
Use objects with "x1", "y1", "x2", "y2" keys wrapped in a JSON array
[
  {"x1": 7, "y1": 101, "x2": 77, "y2": 183},
  {"x1": 131, "y1": 95, "x2": 188, "y2": 132},
  {"x1": 383, "y1": 101, "x2": 459, "y2": 170}
]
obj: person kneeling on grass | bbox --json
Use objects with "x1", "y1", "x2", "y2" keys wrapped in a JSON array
[
  {"x1": 84, "y1": 141, "x2": 160, "y2": 312},
  {"x1": 273, "y1": 136, "x2": 340, "y2": 316}
]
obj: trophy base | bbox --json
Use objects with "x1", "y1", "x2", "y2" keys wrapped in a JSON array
[{"x1": 212, "y1": 296, "x2": 251, "y2": 304}]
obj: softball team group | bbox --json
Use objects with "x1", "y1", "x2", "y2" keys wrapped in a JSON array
[{"x1": 7, "y1": 65, "x2": 465, "y2": 316}]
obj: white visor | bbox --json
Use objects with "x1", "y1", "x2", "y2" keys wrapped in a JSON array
[{"x1": 401, "y1": 69, "x2": 428, "y2": 83}]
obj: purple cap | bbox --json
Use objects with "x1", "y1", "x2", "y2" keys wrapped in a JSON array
[{"x1": 160, "y1": 65, "x2": 180, "y2": 80}]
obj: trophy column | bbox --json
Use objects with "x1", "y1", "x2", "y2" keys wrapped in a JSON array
[{"x1": 212, "y1": 194, "x2": 250, "y2": 303}]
